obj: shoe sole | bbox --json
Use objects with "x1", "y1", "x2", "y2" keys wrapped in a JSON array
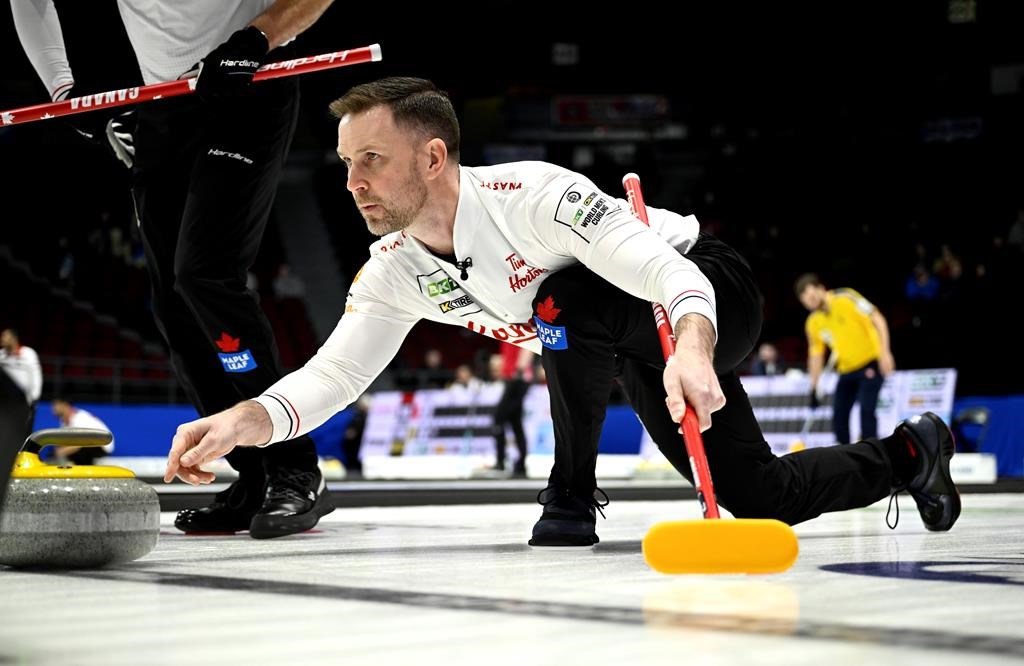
[
  {"x1": 248, "y1": 494, "x2": 336, "y2": 540},
  {"x1": 911, "y1": 413, "x2": 962, "y2": 532},
  {"x1": 175, "y1": 527, "x2": 249, "y2": 535},
  {"x1": 528, "y1": 521, "x2": 600, "y2": 547},
  {"x1": 528, "y1": 535, "x2": 599, "y2": 547},
  {"x1": 174, "y1": 514, "x2": 255, "y2": 535}
]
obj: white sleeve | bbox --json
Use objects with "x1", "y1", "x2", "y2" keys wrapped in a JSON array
[
  {"x1": 10, "y1": 0, "x2": 75, "y2": 100},
  {"x1": 25, "y1": 348, "x2": 42, "y2": 402},
  {"x1": 529, "y1": 175, "x2": 717, "y2": 338},
  {"x1": 251, "y1": 267, "x2": 419, "y2": 445}
]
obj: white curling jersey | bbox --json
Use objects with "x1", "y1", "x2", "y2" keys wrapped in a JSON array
[{"x1": 254, "y1": 161, "x2": 716, "y2": 444}]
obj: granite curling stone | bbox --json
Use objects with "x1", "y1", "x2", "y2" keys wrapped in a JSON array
[{"x1": 0, "y1": 428, "x2": 160, "y2": 568}]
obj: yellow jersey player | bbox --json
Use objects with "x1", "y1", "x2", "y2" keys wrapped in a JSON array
[{"x1": 796, "y1": 274, "x2": 895, "y2": 444}]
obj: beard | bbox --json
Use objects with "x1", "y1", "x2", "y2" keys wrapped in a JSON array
[{"x1": 360, "y1": 169, "x2": 428, "y2": 237}]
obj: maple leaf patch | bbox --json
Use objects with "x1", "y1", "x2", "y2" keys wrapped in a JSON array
[
  {"x1": 536, "y1": 296, "x2": 562, "y2": 323},
  {"x1": 215, "y1": 332, "x2": 240, "y2": 353}
]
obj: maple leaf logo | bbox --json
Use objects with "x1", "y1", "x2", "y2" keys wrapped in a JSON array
[
  {"x1": 1, "y1": 112, "x2": 15, "y2": 126},
  {"x1": 215, "y1": 332, "x2": 240, "y2": 353},
  {"x1": 536, "y1": 296, "x2": 561, "y2": 323}
]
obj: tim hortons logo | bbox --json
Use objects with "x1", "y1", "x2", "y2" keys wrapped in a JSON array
[
  {"x1": 466, "y1": 320, "x2": 536, "y2": 342},
  {"x1": 507, "y1": 253, "x2": 546, "y2": 292}
]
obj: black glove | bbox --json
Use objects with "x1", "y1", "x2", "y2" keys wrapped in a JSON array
[
  {"x1": 808, "y1": 388, "x2": 820, "y2": 409},
  {"x1": 105, "y1": 110, "x2": 136, "y2": 168},
  {"x1": 194, "y1": 26, "x2": 270, "y2": 100},
  {"x1": 54, "y1": 84, "x2": 110, "y2": 142},
  {"x1": 55, "y1": 85, "x2": 135, "y2": 167}
]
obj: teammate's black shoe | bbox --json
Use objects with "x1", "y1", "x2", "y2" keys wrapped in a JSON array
[
  {"x1": 249, "y1": 467, "x2": 335, "y2": 539},
  {"x1": 174, "y1": 476, "x2": 264, "y2": 534},
  {"x1": 893, "y1": 412, "x2": 961, "y2": 532},
  {"x1": 528, "y1": 486, "x2": 608, "y2": 546}
]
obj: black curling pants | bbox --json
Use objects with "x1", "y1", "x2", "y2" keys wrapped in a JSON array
[{"x1": 533, "y1": 233, "x2": 894, "y2": 525}]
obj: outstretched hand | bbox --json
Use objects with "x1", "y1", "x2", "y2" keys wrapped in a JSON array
[{"x1": 164, "y1": 401, "x2": 273, "y2": 484}]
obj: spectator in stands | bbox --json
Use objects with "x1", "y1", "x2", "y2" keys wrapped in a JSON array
[
  {"x1": 13, "y1": 0, "x2": 337, "y2": 538},
  {"x1": 56, "y1": 236, "x2": 75, "y2": 287},
  {"x1": 0, "y1": 328, "x2": 42, "y2": 443},
  {"x1": 419, "y1": 348, "x2": 452, "y2": 389},
  {"x1": 796, "y1": 274, "x2": 894, "y2": 444},
  {"x1": 340, "y1": 395, "x2": 369, "y2": 480},
  {"x1": 749, "y1": 342, "x2": 787, "y2": 376},
  {"x1": 50, "y1": 399, "x2": 115, "y2": 465},
  {"x1": 449, "y1": 364, "x2": 484, "y2": 393},
  {"x1": 489, "y1": 345, "x2": 531, "y2": 477},
  {"x1": 905, "y1": 264, "x2": 940, "y2": 303},
  {"x1": 272, "y1": 263, "x2": 306, "y2": 298},
  {"x1": 932, "y1": 243, "x2": 963, "y2": 286},
  {"x1": 1007, "y1": 207, "x2": 1024, "y2": 254}
]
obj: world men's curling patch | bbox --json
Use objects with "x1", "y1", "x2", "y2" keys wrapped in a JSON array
[{"x1": 553, "y1": 183, "x2": 615, "y2": 242}]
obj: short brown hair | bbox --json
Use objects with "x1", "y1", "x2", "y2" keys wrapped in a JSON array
[
  {"x1": 794, "y1": 273, "x2": 823, "y2": 296},
  {"x1": 329, "y1": 76, "x2": 460, "y2": 161}
]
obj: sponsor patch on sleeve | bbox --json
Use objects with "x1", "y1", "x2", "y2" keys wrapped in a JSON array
[
  {"x1": 553, "y1": 184, "x2": 614, "y2": 242},
  {"x1": 533, "y1": 316, "x2": 568, "y2": 350}
]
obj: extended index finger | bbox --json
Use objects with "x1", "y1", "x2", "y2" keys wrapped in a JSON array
[{"x1": 164, "y1": 428, "x2": 195, "y2": 483}]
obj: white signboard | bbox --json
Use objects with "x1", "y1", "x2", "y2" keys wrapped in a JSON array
[{"x1": 640, "y1": 368, "x2": 958, "y2": 458}]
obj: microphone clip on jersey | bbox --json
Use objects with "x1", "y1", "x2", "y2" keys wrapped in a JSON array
[{"x1": 455, "y1": 257, "x2": 473, "y2": 281}]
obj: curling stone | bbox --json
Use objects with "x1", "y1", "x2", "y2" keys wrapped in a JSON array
[{"x1": 0, "y1": 428, "x2": 160, "y2": 568}]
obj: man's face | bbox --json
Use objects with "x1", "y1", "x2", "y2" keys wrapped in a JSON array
[
  {"x1": 0, "y1": 330, "x2": 15, "y2": 350},
  {"x1": 337, "y1": 106, "x2": 428, "y2": 237},
  {"x1": 799, "y1": 285, "x2": 825, "y2": 312}
]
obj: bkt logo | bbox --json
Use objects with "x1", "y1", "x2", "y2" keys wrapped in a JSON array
[{"x1": 427, "y1": 277, "x2": 458, "y2": 297}]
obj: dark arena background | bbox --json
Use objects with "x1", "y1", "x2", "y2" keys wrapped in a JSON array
[{"x1": 1, "y1": 2, "x2": 1023, "y2": 664}]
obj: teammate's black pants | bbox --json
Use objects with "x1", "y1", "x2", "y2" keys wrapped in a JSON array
[
  {"x1": 533, "y1": 233, "x2": 895, "y2": 525},
  {"x1": 0, "y1": 373, "x2": 31, "y2": 510},
  {"x1": 833, "y1": 360, "x2": 884, "y2": 444},
  {"x1": 133, "y1": 76, "x2": 317, "y2": 481},
  {"x1": 0, "y1": 371, "x2": 32, "y2": 447}
]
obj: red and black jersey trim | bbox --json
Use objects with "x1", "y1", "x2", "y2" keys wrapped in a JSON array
[
  {"x1": 264, "y1": 391, "x2": 301, "y2": 440},
  {"x1": 667, "y1": 290, "x2": 715, "y2": 321}
]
